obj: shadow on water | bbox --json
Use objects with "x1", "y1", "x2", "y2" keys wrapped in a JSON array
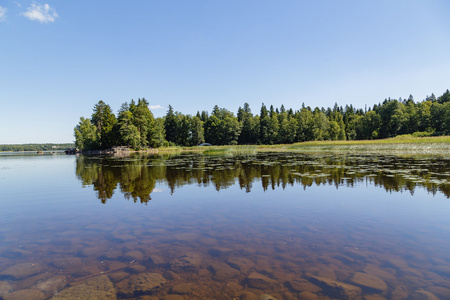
[{"x1": 76, "y1": 152, "x2": 450, "y2": 203}]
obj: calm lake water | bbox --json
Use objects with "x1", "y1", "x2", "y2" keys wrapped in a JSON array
[{"x1": 1, "y1": 152, "x2": 450, "y2": 299}]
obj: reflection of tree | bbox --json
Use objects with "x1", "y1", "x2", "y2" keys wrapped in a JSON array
[
  {"x1": 76, "y1": 153, "x2": 450, "y2": 203},
  {"x1": 76, "y1": 155, "x2": 162, "y2": 203},
  {"x1": 76, "y1": 156, "x2": 118, "y2": 203},
  {"x1": 119, "y1": 161, "x2": 161, "y2": 203}
]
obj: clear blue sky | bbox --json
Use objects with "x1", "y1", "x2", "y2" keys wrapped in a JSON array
[{"x1": 1, "y1": 0, "x2": 450, "y2": 144}]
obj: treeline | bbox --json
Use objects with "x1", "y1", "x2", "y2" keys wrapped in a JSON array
[
  {"x1": 74, "y1": 89, "x2": 450, "y2": 149},
  {"x1": 75, "y1": 98, "x2": 165, "y2": 150},
  {"x1": 0, "y1": 143, "x2": 74, "y2": 152}
]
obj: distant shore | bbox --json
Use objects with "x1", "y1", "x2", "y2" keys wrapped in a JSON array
[
  {"x1": 3, "y1": 135, "x2": 450, "y2": 156},
  {"x1": 0, "y1": 143, "x2": 74, "y2": 152}
]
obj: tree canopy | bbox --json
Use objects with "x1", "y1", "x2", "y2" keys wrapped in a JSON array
[{"x1": 74, "y1": 89, "x2": 450, "y2": 150}]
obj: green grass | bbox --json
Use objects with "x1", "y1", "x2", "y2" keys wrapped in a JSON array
[
  {"x1": 284, "y1": 136, "x2": 450, "y2": 155},
  {"x1": 291, "y1": 135, "x2": 450, "y2": 145},
  {"x1": 156, "y1": 136, "x2": 450, "y2": 155}
]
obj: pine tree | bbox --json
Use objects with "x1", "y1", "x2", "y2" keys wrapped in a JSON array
[
  {"x1": 91, "y1": 100, "x2": 117, "y2": 149},
  {"x1": 164, "y1": 105, "x2": 177, "y2": 144}
]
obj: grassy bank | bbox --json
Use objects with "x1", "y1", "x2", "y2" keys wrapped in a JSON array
[{"x1": 157, "y1": 135, "x2": 450, "y2": 155}]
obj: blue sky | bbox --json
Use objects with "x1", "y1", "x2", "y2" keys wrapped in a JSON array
[{"x1": 1, "y1": 1, "x2": 450, "y2": 144}]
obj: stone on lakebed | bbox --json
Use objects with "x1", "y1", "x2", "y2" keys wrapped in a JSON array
[{"x1": 116, "y1": 272, "x2": 165, "y2": 297}]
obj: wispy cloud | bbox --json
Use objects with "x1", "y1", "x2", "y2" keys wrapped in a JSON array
[
  {"x1": 14, "y1": 1, "x2": 22, "y2": 7},
  {"x1": 149, "y1": 105, "x2": 164, "y2": 110},
  {"x1": 22, "y1": 2, "x2": 58, "y2": 23},
  {"x1": 0, "y1": 6, "x2": 7, "y2": 22}
]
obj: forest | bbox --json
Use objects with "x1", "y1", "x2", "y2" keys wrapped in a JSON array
[
  {"x1": 0, "y1": 143, "x2": 74, "y2": 152},
  {"x1": 74, "y1": 89, "x2": 450, "y2": 150}
]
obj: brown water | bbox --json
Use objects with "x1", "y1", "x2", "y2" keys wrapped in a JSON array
[{"x1": 1, "y1": 152, "x2": 450, "y2": 299}]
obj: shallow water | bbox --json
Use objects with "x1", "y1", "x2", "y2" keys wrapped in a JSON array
[{"x1": 1, "y1": 152, "x2": 450, "y2": 299}]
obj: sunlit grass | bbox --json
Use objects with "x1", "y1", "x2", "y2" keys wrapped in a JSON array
[{"x1": 156, "y1": 136, "x2": 450, "y2": 155}]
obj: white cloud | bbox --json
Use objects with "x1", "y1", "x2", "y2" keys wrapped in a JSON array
[
  {"x1": 14, "y1": 1, "x2": 22, "y2": 7},
  {"x1": 149, "y1": 105, "x2": 164, "y2": 110},
  {"x1": 0, "y1": 6, "x2": 7, "y2": 21},
  {"x1": 22, "y1": 3, "x2": 58, "y2": 23}
]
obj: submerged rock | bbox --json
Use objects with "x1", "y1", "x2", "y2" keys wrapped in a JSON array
[
  {"x1": 209, "y1": 261, "x2": 240, "y2": 281},
  {"x1": 363, "y1": 295, "x2": 386, "y2": 300},
  {"x1": 53, "y1": 275, "x2": 116, "y2": 300},
  {"x1": 52, "y1": 256, "x2": 83, "y2": 270},
  {"x1": 148, "y1": 253, "x2": 166, "y2": 265},
  {"x1": 3, "y1": 289, "x2": 46, "y2": 300},
  {"x1": 11, "y1": 272, "x2": 52, "y2": 291},
  {"x1": 163, "y1": 295, "x2": 184, "y2": 300},
  {"x1": 108, "y1": 271, "x2": 129, "y2": 283},
  {"x1": 428, "y1": 286, "x2": 450, "y2": 299},
  {"x1": 390, "y1": 285, "x2": 408, "y2": 300},
  {"x1": 227, "y1": 256, "x2": 254, "y2": 274},
  {"x1": 306, "y1": 275, "x2": 362, "y2": 300},
  {"x1": 199, "y1": 237, "x2": 218, "y2": 246},
  {"x1": 282, "y1": 291, "x2": 297, "y2": 300},
  {"x1": 400, "y1": 267, "x2": 424, "y2": 278},
  {"x1": 414, "y1": 289, "x2": 440, "y2": 300},
  {"x1": 208, "y1": 246, "x2": 233, "y2": 257},
  {"x1": 313, "y1": 265, "x2": 337, "y2": 280},
  {"x1": 258, "y1": 294, "x2": 277, "y2": 300},
  {"x1": 363, "y1": 264, "x2": 396, "y2": 282},
  {"x1": 34, "y1": 275, "x2": 67, "y2": 295},
  {"x1": 0, "y1": 263, "x2": 45, "y2": 280},
  {"x1": 80, "y1": 246, "x2": 105, "y2": 257},
  {"x1": 170, "y1": 283, "x2": 192, "y2": 295},
  {"x1": 102, "y1": 249, "x2": 123, "y2": 260},
  {"x1": 123, "y1": 250, "x2": 144, "y2": 261},
  {"x1": 126, "y1": 264, "x2": 146, "y2": 273},
  {"x1": 298, "y1": 291, "x2": 320, "y2": 300},
  {"x1": 386, "y1": 258, "x2": 408, "y2": 269},
  {"x1": 174, "y1": 232, "x2": 200, "y2": 241},
  {"x1": 245, "y1": 272, "x2": 277, "y2": 289},
  {"x1": 116, "y1": 272, "x2": 165, "y2": 297},
  {"x1": 0, "y1": 281, "x2": 13, "y2": 297},
  {"x1": 170, "y1": 252, "x2": 202, "y2": 271},
  {"x1": 402, "y1": 276, "x2": 428, "y2": 288},
  {"x1": 240, "y1": 291, "x2": 258, "y2": 300},
  {"x1": 349, "y1": 272, "x2": 388, "y2": 292},
  {"x1": 432, "y1": 265, "x2": 450, "y2": 277},
  {"x1": 286, "y1": 278, "x2": 322, "y2": 293}
]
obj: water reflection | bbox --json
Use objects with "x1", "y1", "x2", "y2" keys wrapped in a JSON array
[
  {"x1": 76, "y1": 152, "x2": 450, "y2": 203},
  {"x1": 2, "y1": 152, "x2": 450, "y2": 299}
]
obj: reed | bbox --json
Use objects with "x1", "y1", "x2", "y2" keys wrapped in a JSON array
[{"x1": 157, "y1": 136, "x2": 450, "y2": 155}]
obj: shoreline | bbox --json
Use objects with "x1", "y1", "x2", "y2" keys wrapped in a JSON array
[
  {"x1": 156, "y1": 136, "x2": 450, "y2": 156},
  {"x1": 4, "y1": 136, "x2": 449, "y2": 156}
]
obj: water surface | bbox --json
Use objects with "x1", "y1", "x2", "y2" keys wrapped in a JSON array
[{"x1": 1, "y1": 152, "x2": 450, "y2": 299}]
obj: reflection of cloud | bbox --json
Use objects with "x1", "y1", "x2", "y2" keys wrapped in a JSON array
[
  {"x1": 149, "y1": 105, "x2": 164, "y2": 110},
  {"x1": 153, "y1": 188, "x2": 164, "y2": 193},
  {"x1": 0, "y1": 6, "x2": 7, "y2": 21},
  {"x1": 22, "y1": 3, "x2": 58, "y2": 23}
]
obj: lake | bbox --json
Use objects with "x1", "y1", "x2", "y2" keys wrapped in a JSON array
[{"x1": 1, "y1": 152, "x2": 450, "y2": 299}]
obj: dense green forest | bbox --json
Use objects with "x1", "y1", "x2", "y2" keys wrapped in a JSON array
[
  {"x1": 0, "y1": 143, "x2": 74, "y2": 152},
  {"x1": 74, "y1": 89, "x2": 450, "y2": 150}
]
